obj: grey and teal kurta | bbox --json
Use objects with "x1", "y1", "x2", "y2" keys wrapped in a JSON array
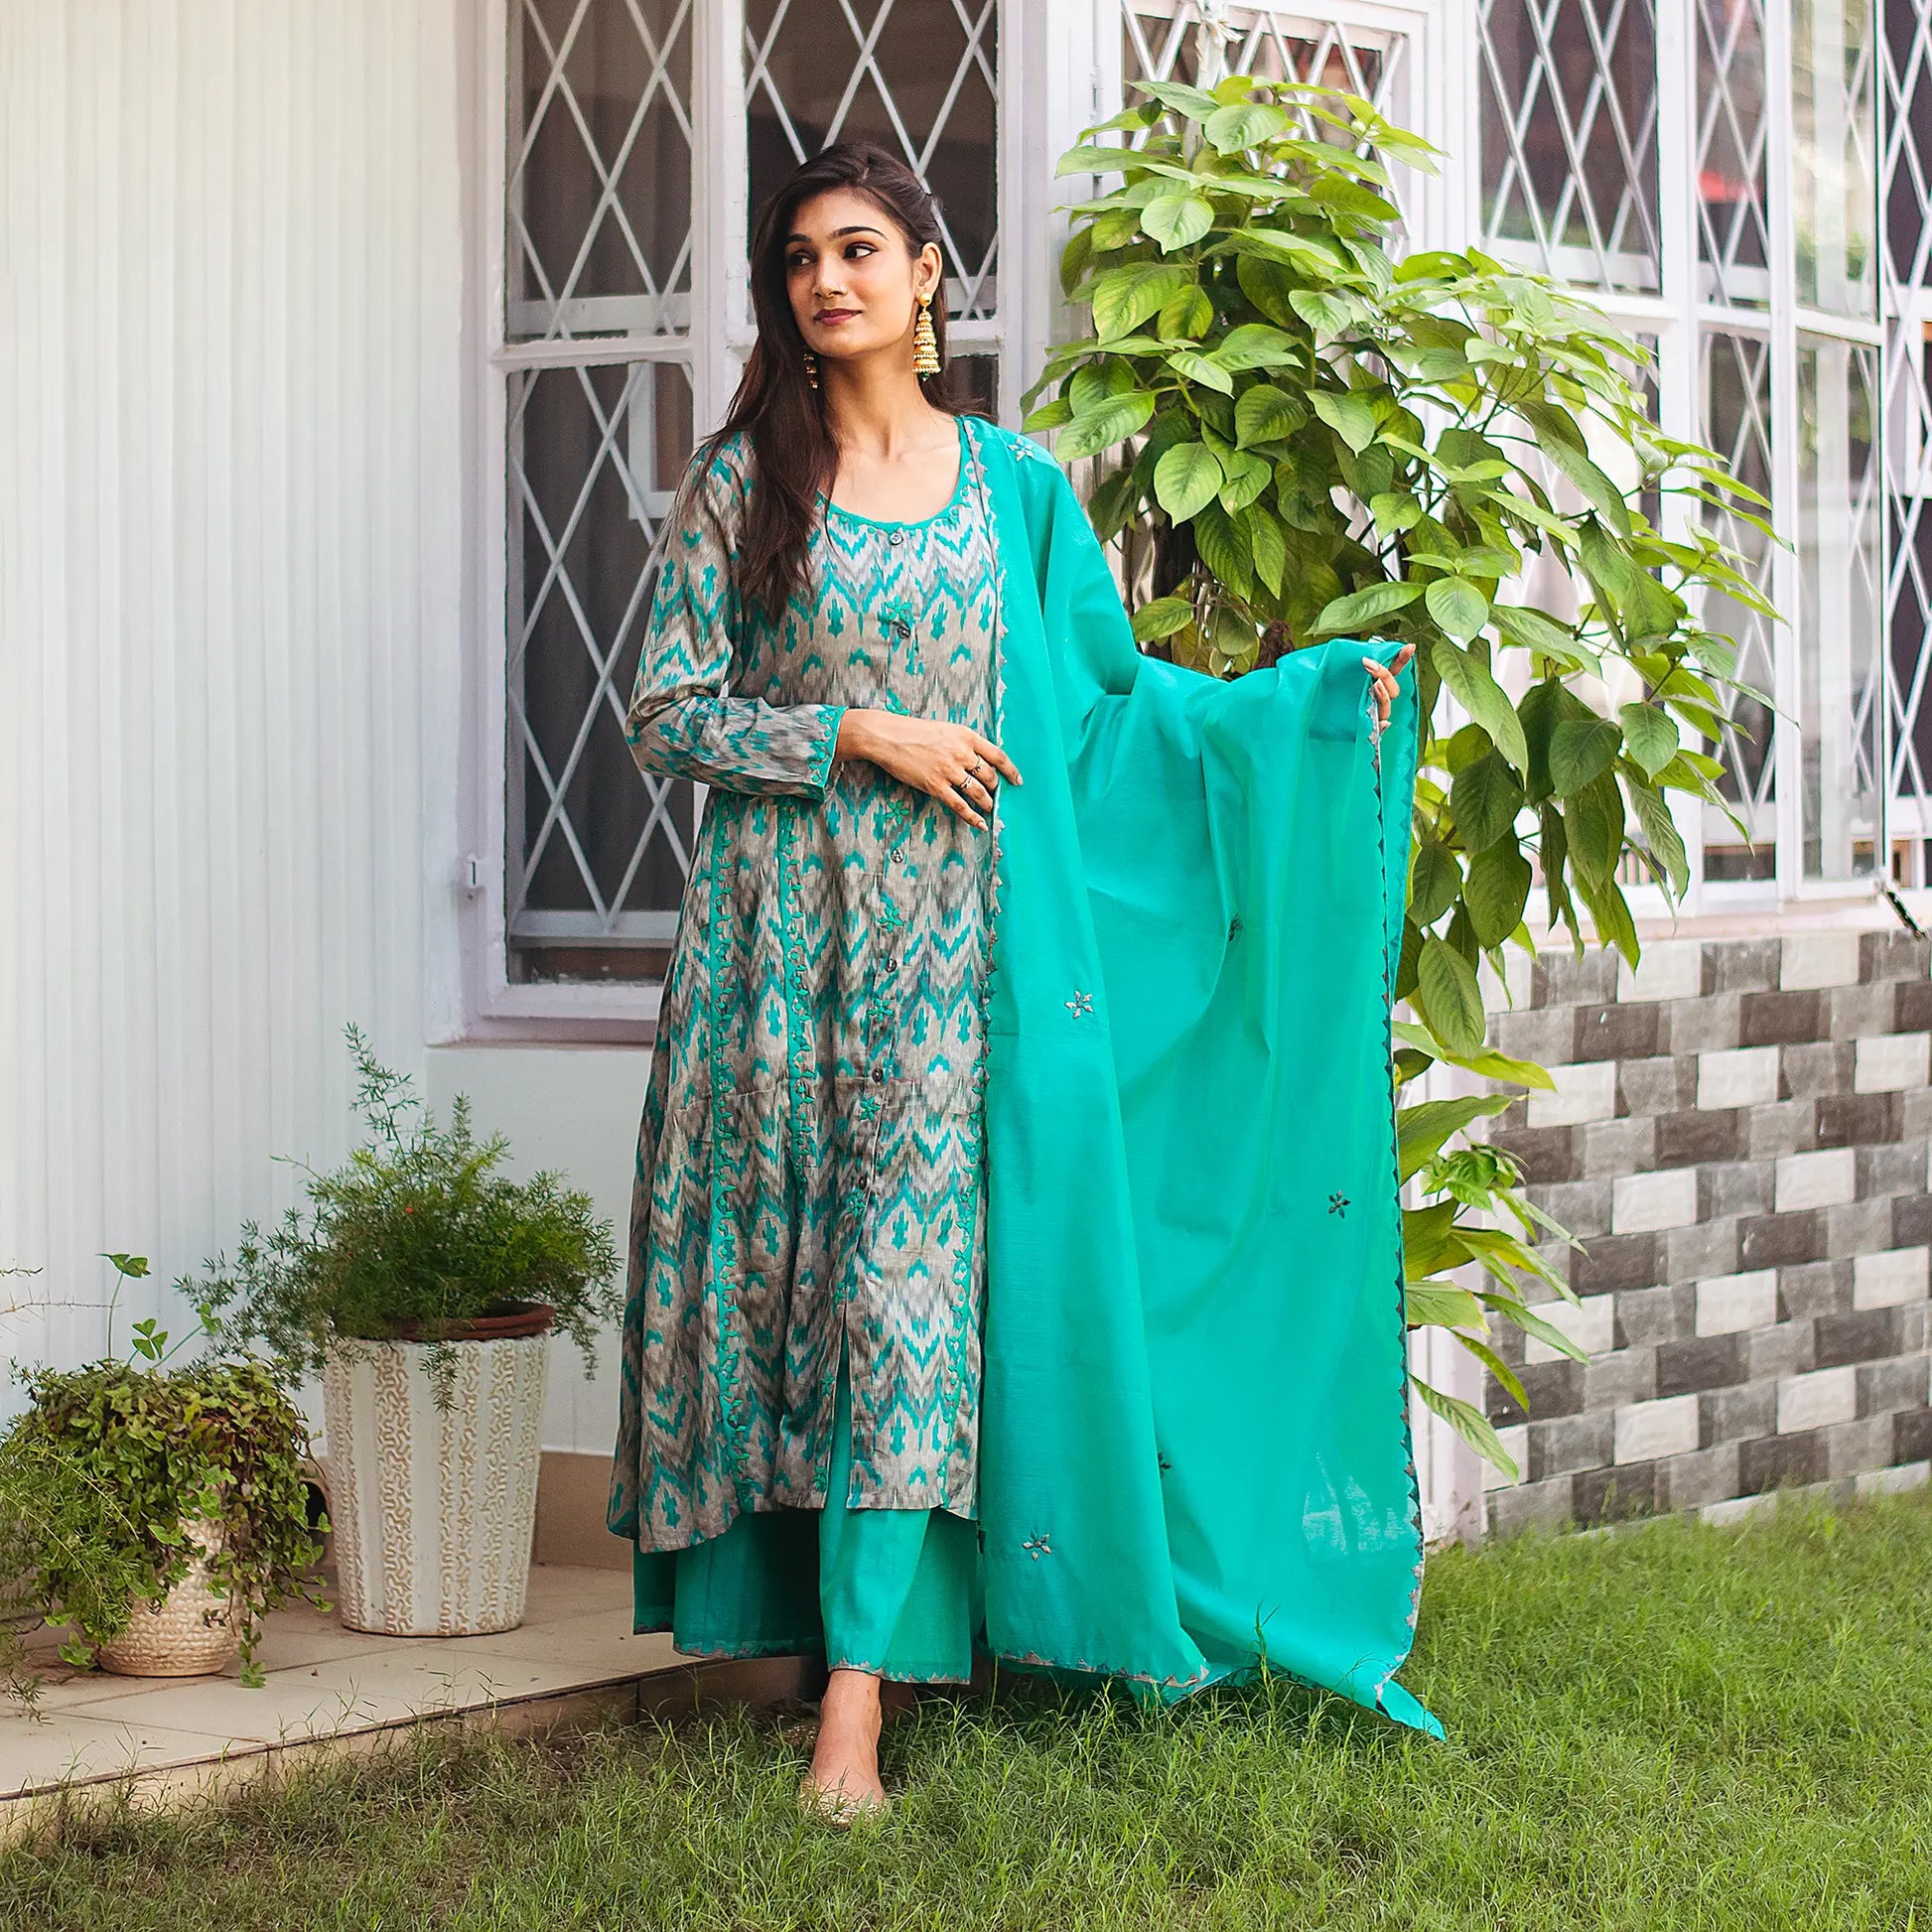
[
  {"x1": 611, "y1": 413, "x2": 1444, "y2": 1735},
  {"x1": 609, "y1": 416, "x2": 999, "y2": 1553}
]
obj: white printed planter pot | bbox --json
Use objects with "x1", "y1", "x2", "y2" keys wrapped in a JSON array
[
  {"x1": 97, "y1": 1515, "x2": 239, "y2": 1678},
  {"x1": 321, "y1": 1308, "x2": 552, "y2": 1637}
]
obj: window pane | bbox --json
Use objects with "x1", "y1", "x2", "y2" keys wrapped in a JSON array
[
  {"x1": 1793, "y1": 0, "x2": 1877, "y2": 317},
  {"x1": 1701, "y1": 331, "x2": 1778, "y2": 875},
  {"x1": 507, "y1": 360, "x2": 697, "y2": 972},
  {"x1": 1799, "y1": 338, "x2": 1883, "y2": 878},
  {"x1": 1476, "y1": 0, "x2": 1661, "y2": 293},
  {"x1": 1698, "y1": 0, "x2": 1771, "y2": 307},
  {"x1": 745, "y1": 0, "x2": 999, "y2": 322},
  {"x1": 508, "y1": 0, "x2": 694, "y2": 342}
]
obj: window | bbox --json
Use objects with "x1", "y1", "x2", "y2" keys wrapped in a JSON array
[
  {"x1": 487, "y1": 0, "x2": 1004, "y2": 1006},
  {"x1": 1478, "y1": 0, "x2": 1895, "y2": 897}
]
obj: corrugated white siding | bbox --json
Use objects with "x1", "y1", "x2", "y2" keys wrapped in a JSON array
[{"x1": 0, "y1": 0, "x2": 466, "y2": 1398}]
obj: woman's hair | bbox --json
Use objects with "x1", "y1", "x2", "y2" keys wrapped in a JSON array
[{"x1": 703, "y1": 142, "x2": 959, "y2": 621}]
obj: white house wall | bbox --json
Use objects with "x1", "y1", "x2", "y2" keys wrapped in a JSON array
[{"x1": 0, "y1": 0, "x2": 476, "y2": 1414}]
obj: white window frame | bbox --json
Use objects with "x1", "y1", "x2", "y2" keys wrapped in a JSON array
[{"x1": 459, "y1": 0, "x2": 1028, "y2": 1035}]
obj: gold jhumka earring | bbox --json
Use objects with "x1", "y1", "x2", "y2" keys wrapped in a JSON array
[
  {"x1": 911, "y1": 294, "x2": 941, "y2": 377},
  {"x1": 803, "y1": 348, "x2": 819, "y2": 389}
]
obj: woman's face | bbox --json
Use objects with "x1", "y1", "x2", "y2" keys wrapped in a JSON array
[{"x1": 784, "y1": 187, "x2": 941, "y2": 366}]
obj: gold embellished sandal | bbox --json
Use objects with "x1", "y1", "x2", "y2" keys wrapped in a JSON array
[{"x1": 796, "y1": 1773, "x2": 892, "y2": 1826}]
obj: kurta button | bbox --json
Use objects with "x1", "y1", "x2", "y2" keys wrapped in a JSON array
[
  {"x1": 888, "y1": 530, "x2": 903, "y2": 546},
  {"x1": 870, "y1": 1066, "x2": 885, "y2": 1084}
]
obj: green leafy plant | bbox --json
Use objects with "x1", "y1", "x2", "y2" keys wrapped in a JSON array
[
  {"x1": 1028, "y1": 75, "x2": 1767, "y2": 1474},
  {"x1": 186, "y1": 1025, "x2": 622, "y2": 1407},
  {"x1": 0, "y1": 1353, "x2": 327, "y2": 1688}
]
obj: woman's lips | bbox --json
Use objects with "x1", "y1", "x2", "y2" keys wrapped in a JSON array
[{"x1": 815, "y1": 309, "x2": 861, "y2": 325}]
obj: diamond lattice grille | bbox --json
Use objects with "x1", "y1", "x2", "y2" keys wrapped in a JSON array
[
  {"x1": 508, "y1": 361, "x2": 697, "y2": 952},
  {"x1": 1697, "y1": 0, "x2": 1771, "y2": 307},
  {"x1": 1476, "y1": 0, "x2": 1661, "y2": 292},
  {"x1": 508, "y1": 0, "x2": 695, "y2": 342},
  {"x1": 1882, "y1": 0, "x2": 1932, "y2": 841},
  {"x1": 1701, "y1": 331, "x2": 1779, "y2": 837},
  {"x1": 745, "y1": 0, "x2": 1000, "y2": 321}
]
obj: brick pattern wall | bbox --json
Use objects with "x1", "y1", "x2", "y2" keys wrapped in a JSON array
[{"x1": 1480, "y1": 928, "x2": 1932, "y2": 1533}]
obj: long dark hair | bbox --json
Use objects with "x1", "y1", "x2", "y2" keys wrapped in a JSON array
[{"x1": 706, "y1": 143, "x2": 958, "y2": 621}]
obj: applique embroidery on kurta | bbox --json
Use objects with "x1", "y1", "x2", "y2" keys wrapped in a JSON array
[{"x1": 609, "y1": 422, "x2": 1000, "y2": 1553}]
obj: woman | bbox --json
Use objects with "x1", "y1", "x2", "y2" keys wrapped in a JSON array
[{"x1": 609, "y1": 142, "x2": 1434, "y2": 1825}]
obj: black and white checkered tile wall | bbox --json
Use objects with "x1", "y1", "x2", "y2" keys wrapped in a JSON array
[{"x1": 1480, "y1": 929, "x2": 1932, "y2": 1533}]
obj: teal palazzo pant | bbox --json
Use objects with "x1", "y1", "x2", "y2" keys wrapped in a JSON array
[{"x1": 631, "y1": 1329, "x2": 987, "y2": 1683}]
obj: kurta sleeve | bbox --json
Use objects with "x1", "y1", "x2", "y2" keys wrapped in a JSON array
[{"x1": 625, "y1": 442, "x2": 847, "y2": 798}]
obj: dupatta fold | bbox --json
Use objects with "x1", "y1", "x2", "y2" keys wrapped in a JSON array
[{"x1": 972, "y1": 418, "x2": 1438, "y2": 1735}]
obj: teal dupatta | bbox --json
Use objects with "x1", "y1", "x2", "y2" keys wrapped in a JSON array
[{"x1": 970, "y1": 419, "x2": 1436, "y2": 1734}]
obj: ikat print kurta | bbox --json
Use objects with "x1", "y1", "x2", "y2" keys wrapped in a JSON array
[{"x1": 608, "y1": 420, "x2": 1000, "y2": 1553}]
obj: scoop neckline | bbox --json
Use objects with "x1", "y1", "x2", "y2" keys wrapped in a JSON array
[{"x1": 820, "y1": 416, "x2": 971, "y2": 532}]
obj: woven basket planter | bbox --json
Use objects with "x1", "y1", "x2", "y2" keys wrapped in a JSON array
[
  {"x1": 96, "y1": 1515, "x2": 238, "y2": 1677},
  {"x1": 321, "y1": 1313, "x2": 551, "y2": 1637}
]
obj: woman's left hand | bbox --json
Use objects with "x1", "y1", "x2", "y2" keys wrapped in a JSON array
[{"x1": 1361, "y1": 643, "x2": 1417, "y2": 729}]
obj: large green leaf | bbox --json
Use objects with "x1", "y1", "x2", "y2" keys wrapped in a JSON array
[
  {"x1": 1409, "y1": 838, "x2": 1462, "y2": 926},
  {"x1": 1430, "y1": 638, "x2": 1530, "y2": 772},
  {"x1": 1088, "y1": 261, "x2": 1195, "y2": 341},
  {"x1": 1153, "y1": 440, "x2": 1226, "y2": 520},
  {"x1": 1311, "y1": 390, "x2": 1378, "y2": 455},
  {"x1": 1631, "y1": 777, "x2": 1691, "y2": 891},
  {"x1": 1413, "y1": 1377, "x2": 1519, "y2": 1481},
  {"x1": 1450, "y1": 753, "x2": 1526, "y2": 852},
  {"x1": 1417, "y1": 934, "x2": 1487, "y2": 1057},
  {"x1": 1248, "y1": 511, "x2": 1287, "y2": 598},
  {"x1": 1213, "y1": 324, "x2": 1301, "y2": 370},
  {"x1": 1142, "y1": 192, "x2": 1215, "y2": 252},
  {"x1": 1566, "y1": 770, "x2": 1626, "y2": 886},
  {"x1": 1204, "y1": 99, "x2": 1292, "y2": 151},
  {"x1": 1424, "y1": 577, "x2": 1489, "y2": 643},
  {"x1": 1398, "y1": 1094, "x2": 1511, "y2": 1180},
  {"x1": 1129, "y1": 595, "x2": 1194, "y2": 643},
  {"x1": 1192, "y1": 500, "x2": 1253, "y2": 598},
  {"x1": 1054, "y1": 389, "x2": 1158, "y2": 462},
  {"x1": 1290, "y1": 289, "x2": 1358, "y2": 340},
  {"x1": 1217, "y1": 448, "x2": 1273, "y2": 512},
  {"x1": 1234, "y1": 382, "x2": 1303, "y2": 447},
  {"x1": 1407, "y1": 1282, "x2": 1485, "y2": 1330},
  {"x1": 1312, "y1": 579, "x2": 1422, "y2": 636},
  {"x1": 1541, "y1": 439, "x2": 1632, "y2": 536},
  {"x1": 1390, "y1": 1021, "x2": 1556, "y2": 1090},
  {"x1": 1134, "y1": 78, "x2": 1222, "y2": 120},
  {"x1": 1169, "y1": 349, "x2": 1237, "y2": 395},
  {"x1": 1618, "y1": 701, "x2": 1679, "y2": 780},
  {"x1": 1464, "y1": 838, "x2": 1533, "y2": 948},
  {"x1": 1549, "y1": 717, "x2": 1622, "y2": 795}
]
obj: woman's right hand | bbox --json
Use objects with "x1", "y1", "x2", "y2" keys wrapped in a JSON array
[{"x1": 835, "y1": 709, "x2": 1022, "y2": 831}]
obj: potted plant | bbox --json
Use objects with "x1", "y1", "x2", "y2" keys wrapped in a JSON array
[
  {"x1": 0, "y1": 1261, "x2": 326, "y2": 1688},
  {"x1": 186, "y1": 1027, "x2": 621, "y2": 1637},
  {"x1": 1026, "y1": 72, "x2": 1758, "y2": 1469}
]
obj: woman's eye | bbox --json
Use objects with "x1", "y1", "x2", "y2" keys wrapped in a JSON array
[{"x1": 846, "y1": 243, "x2": 875, "y2": 259}]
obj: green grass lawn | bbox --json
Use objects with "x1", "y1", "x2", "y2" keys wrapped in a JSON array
[{"x1": 5, "y1": 1490, "x2": 1930, "y2": 1931}]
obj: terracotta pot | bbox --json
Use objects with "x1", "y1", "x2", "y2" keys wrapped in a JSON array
[
  {"x1": 96, "y1": 1516, "x2": 239, "y2": 1678},
  {"x1": 321, "y1": 1326, "x2": 550, "y2": 1637},
  {"x1": 387, "y1": 1301, "x2": 557, "y2": 1344}
]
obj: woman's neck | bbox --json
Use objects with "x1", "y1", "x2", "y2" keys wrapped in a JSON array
[{"x1": 821, "y1": 353, "x2": 948, "y2": 460}]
